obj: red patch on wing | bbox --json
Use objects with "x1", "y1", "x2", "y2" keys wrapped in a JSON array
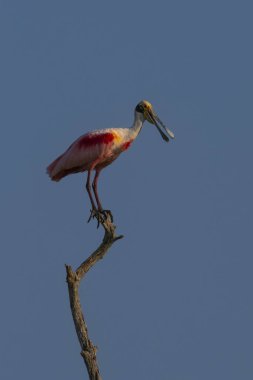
[
  {"x1": 122, "y1": 140, "x2": 133, "y2": 151},
  {"x1": 78, "y1": 132, "x2": 115, "y2": 148}
]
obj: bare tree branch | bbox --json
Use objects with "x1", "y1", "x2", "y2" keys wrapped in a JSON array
[{"x1": 65, "y1": 215, "x2": 124, "y2": 380}]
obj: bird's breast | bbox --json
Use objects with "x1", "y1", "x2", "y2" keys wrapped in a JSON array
[
  {"x1": 110, "y1": 129, "x2": 134, "y2": 153},
  {"x1": 121, "y1": 140, "x2": 133, "y2": 151}
]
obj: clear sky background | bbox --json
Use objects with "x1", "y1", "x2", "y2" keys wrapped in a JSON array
[{"x1": 1, "y1": 1, "x2": 253, "y2": 379}]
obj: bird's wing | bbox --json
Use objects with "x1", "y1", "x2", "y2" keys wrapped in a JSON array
[{"x1": 47, "y1": 130, "x2": 117, "y2": 181}]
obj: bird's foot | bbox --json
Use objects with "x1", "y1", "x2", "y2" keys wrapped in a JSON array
[
  {"x1": 87, "y1": 208, "x2": 113, "y2": 228},
  {"x1": 87, "y1": 208, "x2": 101, "y2": 228}
]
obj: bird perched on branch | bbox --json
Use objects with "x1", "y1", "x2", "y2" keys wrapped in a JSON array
[{"x1": 47, "y1": 100, "x2": 174, "y2": 223}]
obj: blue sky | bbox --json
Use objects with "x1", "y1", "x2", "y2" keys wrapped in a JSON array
[{"x1": 1, "y1": 1, "x2": 253, "y2": 379}]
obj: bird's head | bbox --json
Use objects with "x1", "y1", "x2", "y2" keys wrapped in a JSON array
[{"x1": 135, "y1": 100, "x2": 175, "y2": 142}]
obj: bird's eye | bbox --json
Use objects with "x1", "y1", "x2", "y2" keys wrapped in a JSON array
[{"x1": 135, "y1": 103, "x2": 144, "y2": 113}]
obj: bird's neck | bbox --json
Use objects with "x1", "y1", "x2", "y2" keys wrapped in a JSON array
[{"x1": 129, "y1": 112, "x2": 145, "y2": 139}]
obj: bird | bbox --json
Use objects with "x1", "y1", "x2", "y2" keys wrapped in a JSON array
[{"x1": 47, "y1": 100, "x2": 175, "y2": 223}]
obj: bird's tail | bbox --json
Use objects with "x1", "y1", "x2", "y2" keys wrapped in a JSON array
[{"x1": 46, "y1": 154, "x2": 64, "y2": 181}]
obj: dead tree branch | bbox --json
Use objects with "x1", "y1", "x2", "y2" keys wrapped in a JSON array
[{"x1": 65, "y1": 215, "x2": 123, "y2": 380}]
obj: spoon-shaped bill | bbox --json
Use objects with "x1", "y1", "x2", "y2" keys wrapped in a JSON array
[{"x1": 148, "y1": 110, "x2": 175, "y2": 142}]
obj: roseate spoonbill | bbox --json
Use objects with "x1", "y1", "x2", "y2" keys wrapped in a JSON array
[{"x1": 47, "y1": 100, "x2": 174, "y2": 223}]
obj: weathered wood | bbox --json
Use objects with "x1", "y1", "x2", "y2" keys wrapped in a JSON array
[{"x1": 65, "y1": 215, "x2": 123, "y2": 379}]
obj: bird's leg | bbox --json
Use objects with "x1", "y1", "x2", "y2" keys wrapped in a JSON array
[
  {"x1": 86, "y1": 170, "x2": 99, "y2": 223},
  {"x1": 92, "y1": 170, "x2": 113, "y2": 222},
  {"x1": 92, "y1": 170, "x2": 103, "y2": 211}
]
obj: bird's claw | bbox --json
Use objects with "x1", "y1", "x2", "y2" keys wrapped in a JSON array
[
  {"x1": 87, "y1": 208, "x2": 114, "y2": 227},
  {"x1": 87, "y1": 208, "x2": 102, "y2": 228},
  {"x1": 87, "y1": 208, "x2": 97, "y2": 223}
]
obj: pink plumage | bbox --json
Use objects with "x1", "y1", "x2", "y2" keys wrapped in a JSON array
[
  {"x1": 47, "y1": 100, "x2": 174, "y2": 222},
  {"x1": 47, "y1": 130, "x2": 120, "y2": 181}
]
